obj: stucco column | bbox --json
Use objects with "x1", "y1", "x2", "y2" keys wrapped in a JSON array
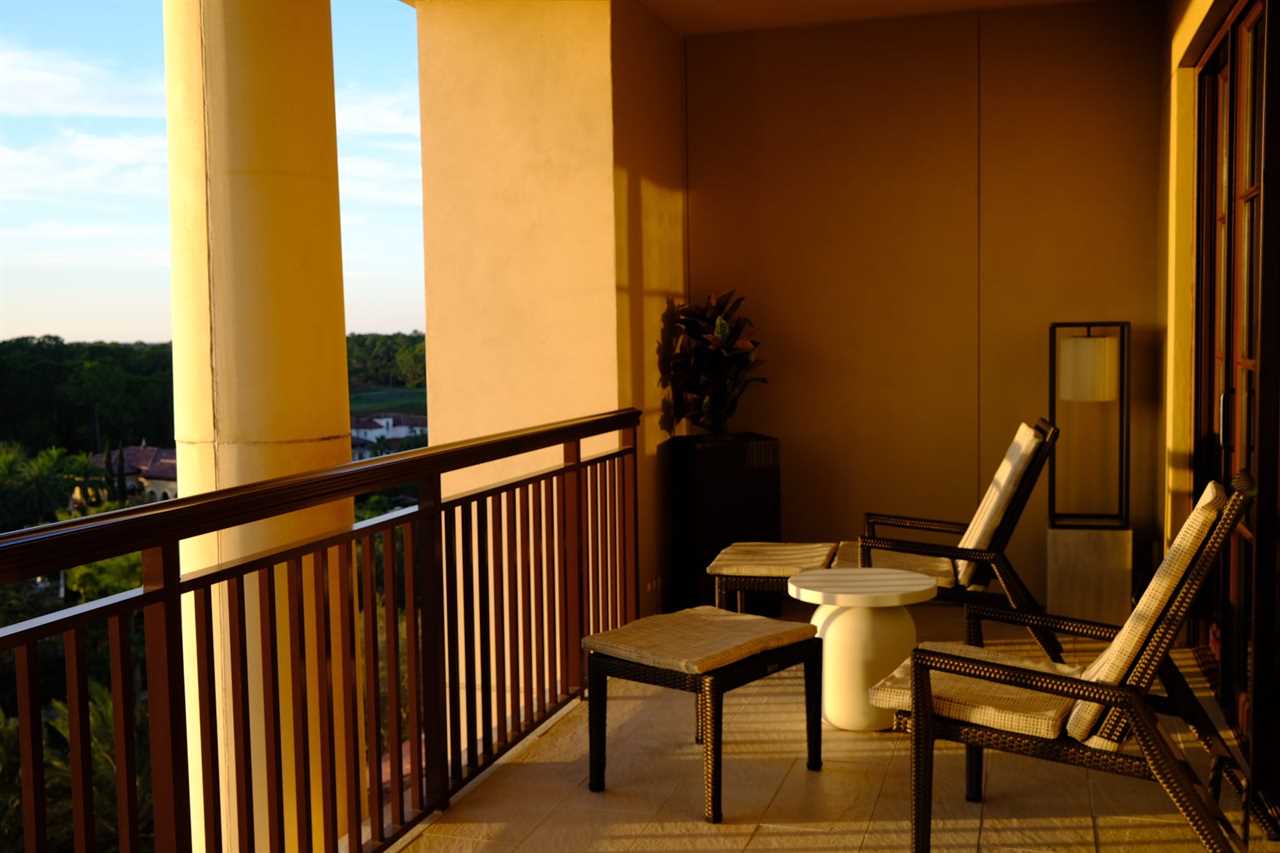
[{"x1": 164, "y1": 0, "x2": 353, "y2": 849}]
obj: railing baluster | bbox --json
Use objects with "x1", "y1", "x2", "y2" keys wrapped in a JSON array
[
  {"x1": 192, "y1": 585, "x2": 222, "y2": 853},
  {"x1": 141, "y1": 543, "x2": 191, "y2": 852},
  {"x1": 460, "y1": 502, "x2": 478, "y2": 775},
  {"x1": 505, "y1": 490, "x2": 520, "y2": 730},
  {"x1": 418, "y1": 480, "x2": 451, "y2": 812},
  {"x1": 477, "y1": 498, "x2": 494, "y2": 764},
  {"x1": 622, "y1": 427, "x2": 639, "y2": 622},
  {"x1": 336, "y1": 543, "x2": 362, "y2": 850},
  {"x1": 107, "y1": 614, "x2": 139, "y2": 853},
  {"x1": 312, "y1": 549, "x2": 339, "y2": 852},
  {"x1": 518, "y1": 485, "x2": 533, "y2": 730},
  {"x1": 491, "y1": 493, "x2": 509, "y2": 748},
  {"x1": 402, "y1": 522, "x2": 424, "y2": 811},
  {"x1": 362, "y1": 536, "x2": 385, "y2": 843},
  {"x1": 381, "y1": 529, "x2": 403, "y2": 827},
  {"x1": 286, "y1": 556, "x2": 312, "y2": 852},
  {"x1": 16, "y1": 639, "x2": 45, "y2": 853},
  {"x1": 64, "y1": 627, "x2": 94, "y2": 853},
  {"x1": 531, "y1": 480, "x2": 546, "y2": 717},
  {"x1": 554, "y1": 473, "x2": 569, "y2": 700},
  {"x1": 443, "y1": 506, "x2": 462, "y2": 785},
  {"x1": 614, "y1": 456, "x2": 624, "y2": 627},
  {"x1": 259, "y1": 565, "x2": 285, "y2": 853},
  {"x1": 605, "y1": 459, "x2": 615, "y2": 629},
  {"x1": 591, "y1": 463, "x2": 603, "y2": 637},
  {"x1": 562, "y1": 440, "x2": 583, "y2": 695},
  {"x1": 227, "y1": 575, "x2": 255, "y2": 850}
]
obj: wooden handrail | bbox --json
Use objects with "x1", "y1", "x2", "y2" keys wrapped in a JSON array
[{"x1": 0, "y1": 408, "x2": 640, "y2": 581}]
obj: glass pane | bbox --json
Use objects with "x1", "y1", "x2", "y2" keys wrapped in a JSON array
[
  {"x1": 1252, "y1": 23, "x2": 1264, "y2": 186},
  {"x1": 1219, "y1": 68, "x2": 1231, "y2": 214},
  {"x1": 1241, "y1": 368, "x2": 1256, "y2": 472},
  {"x1": 1217, "y1": 219, "x2": 1229, "y2": 350},
  {"x1": 1239, "y1": 199, "x2": 1258, "y2": 359},
  {"x1": 1239, "y1": 24, "x2": 1256, "y2": 188}
]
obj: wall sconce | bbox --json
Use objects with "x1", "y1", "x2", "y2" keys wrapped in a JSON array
[{"x1": 1048, "y1": 322, "x2": 1130, "y2": 529}]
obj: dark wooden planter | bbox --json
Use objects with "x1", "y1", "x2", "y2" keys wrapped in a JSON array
[{"x1": 660, "y1": 433, "x2": 781, "y2": 611}]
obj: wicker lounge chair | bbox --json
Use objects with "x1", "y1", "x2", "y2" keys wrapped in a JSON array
[
  {"x1": 871, "y1": 477, "x2": 1262, "y2": 852},
  {"x1": 846, "y1": 418, "x2": 1060, "y2": 655},
  {"x1": 582, "y1": 606, "x2": 822, "y2": 822}
]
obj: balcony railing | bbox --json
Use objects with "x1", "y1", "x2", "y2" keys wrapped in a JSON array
[{"x1": 0, "y1": 408, "x2": 641, "y2": 852}]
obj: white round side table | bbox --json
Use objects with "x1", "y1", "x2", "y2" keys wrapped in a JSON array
[{"x1": 787, "y1": 568, "x2": 937, "y2": 731}]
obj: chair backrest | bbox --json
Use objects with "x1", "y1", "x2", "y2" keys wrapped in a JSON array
[
  {"x1": 955, "y1": 419, "x2": 1058, "y2": 588},
  {"x1": 1065, "y1": 479, "x2": 1247, "y2": 750}
]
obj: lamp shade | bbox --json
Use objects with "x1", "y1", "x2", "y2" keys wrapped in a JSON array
[{"x1": 1057, "y1": 335, "x2": 1119, "y2": 402}]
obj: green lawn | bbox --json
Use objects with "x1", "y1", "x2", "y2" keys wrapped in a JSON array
[{"x1": 350, "y1": 386, "x2": 426, "y2": 416}]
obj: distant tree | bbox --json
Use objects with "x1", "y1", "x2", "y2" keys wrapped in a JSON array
[
  {"x1": 0, "y1": 444, "x2": 101, "y2": 532},
  {"x1": 395, "y1": 338, "x2": 426, "y2": 387},
  {"x1": 346, "y1": 331, "x2": 424, "y2": 388}
]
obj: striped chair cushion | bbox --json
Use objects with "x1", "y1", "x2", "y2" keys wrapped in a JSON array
[
  {"x1": 869, "y1": 641, "x2": 1083, "y2": 739},
  {"x1": 954, "y1": 423, "x2": 1042, "y2": 588},
  {"x1": 706, "y1": 541, "x2": 837, "y2": 578},
  {"x1": 581, "y1": 606, "x2": 816, "y2": 674},
  {"x1": 835, "y1": 540, "x2": 956, "y2": 587},
  {"x1": 1065, "y1": 482, "x2": 1228, "y2": 747}
]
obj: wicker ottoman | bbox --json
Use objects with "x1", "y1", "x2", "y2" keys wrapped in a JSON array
[
  {"x1": 707, "y1": 542, "x2": 838, "y2": 612},
  {"x1": 582, "y1": 606, "x2": 823, "y2": 822}
]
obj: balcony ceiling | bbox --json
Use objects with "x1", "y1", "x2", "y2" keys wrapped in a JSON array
[{"x1": 639, "y1": 0, "x2": 1089, "y2": 34}]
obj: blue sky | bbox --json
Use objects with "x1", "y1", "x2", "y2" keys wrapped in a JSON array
[{"x1": 0, "y1": 1, "x2": 425, "y2": 342}]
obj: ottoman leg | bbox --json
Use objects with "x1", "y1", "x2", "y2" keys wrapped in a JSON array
[
  {"x1": 588, "y1": 656, "x2": 607, "y2": 792},
  {"x1": 804, "y1": 642, "x2": 823, "y2": 771},
  {"x1": 695, "y1": 693, "x2": 704, "y2": 744},
  {"x1": 700, "y1": 678, "x2": 724, "y2": 823}
]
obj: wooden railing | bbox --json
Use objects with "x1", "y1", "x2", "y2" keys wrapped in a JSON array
[{"x1": 0, "y1": 408, "x2": 641, "y2": 852}]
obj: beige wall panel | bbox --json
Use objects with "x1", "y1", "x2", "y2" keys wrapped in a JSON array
[
  {"x1": 612, "y1": 0, "x2": 688, "y2": 615},
  {"x1": 980, "y1": 2, "x2": 1161, "y2": 598},
  {"x1": 686, "y1": 16, "x2": 982, "y2": 545},
  {"x1": 419, "y1": 0, "x2": 619, "y2": 495}
]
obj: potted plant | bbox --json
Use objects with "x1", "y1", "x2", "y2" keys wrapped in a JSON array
[{"x1": 657, "y1": 292, "x2": 781, "y2": 610}]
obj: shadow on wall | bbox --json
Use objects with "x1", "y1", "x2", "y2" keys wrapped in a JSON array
[{"x1": 611, "y1": 0, "x2": 688, "y2": 615}]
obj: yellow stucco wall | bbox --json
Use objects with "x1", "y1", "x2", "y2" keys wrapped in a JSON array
[
  {"x1": 418, "y1": 0, "x2": 620, "y2": 495},
  {"x1": 1161, "y1": 0, "x2": 1225, "y2": 541},
  {"x1": 611, "y1": 0, "x2": 688, "y2": 615},
  {"x1": 978, "y1": 2, "x2": 1161, "y2": 593},
  {"x1": 687, "y1": 3, "x2": 1163, "y2": 599}
]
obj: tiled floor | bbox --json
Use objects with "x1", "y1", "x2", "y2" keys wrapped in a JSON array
[{"x1": 393, "y1": 604, "x2": 1275, "y2": 852}]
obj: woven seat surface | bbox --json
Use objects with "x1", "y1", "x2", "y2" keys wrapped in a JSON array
[
  {"x1": 834, "y1": 540, "x2": 957, "y2": 587},
  {"x1": 706, "y1": 541, "x2": 837, "y2": 577},
  {"x1": 869, "y1": 641, "x2": 1082, "y2": 739},
  {"x1": 581, "y1": 606, "x2": 816, "y2": 674}
]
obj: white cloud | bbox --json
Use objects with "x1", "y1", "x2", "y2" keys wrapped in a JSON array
[
  {"x1": 0, "y1": 130, "x2": 168, "y2": 203},
  {"x1": 0, "y1": 222, "x2": 170, "y2": 273},
  {"x1": 0, "y1": 42, "x2": 164, "y2": 118},
  {"x1": 335, "y1": 85, "x2": 420, "y2": 136}
]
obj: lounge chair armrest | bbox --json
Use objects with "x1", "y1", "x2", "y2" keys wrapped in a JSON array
[
  {"x1": 864, "y1": 512, "x2": 968, "y2": 537},
  {"x1": 965, "y1": 604, "x2": 1121, "y2": 642},
  {"x1": 910, "y1": 647, "x2": 1133, "y2": 708},
  {"x1": 858, "y1": 536, "x2": 998, "y2": 565}
]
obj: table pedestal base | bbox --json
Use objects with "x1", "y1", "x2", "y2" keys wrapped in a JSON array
[{"x1": 811, "y1": 603, "x2": 916, "y2": 731}]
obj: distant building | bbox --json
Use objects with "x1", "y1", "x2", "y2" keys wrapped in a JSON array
[
  {"x1": 351, "y1": 413, "x2": 429, "y2": 443},
  {"x1": 350, "y1": 415, "x2": 429, "y2": 461},
  {"x1": 87, "y1": 445, "x2": 179, "y2": 501}
]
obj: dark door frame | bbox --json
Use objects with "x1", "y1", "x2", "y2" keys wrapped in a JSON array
[{"x1": 1192, "y1": 0, "x2": 1280, "y2": 822}]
